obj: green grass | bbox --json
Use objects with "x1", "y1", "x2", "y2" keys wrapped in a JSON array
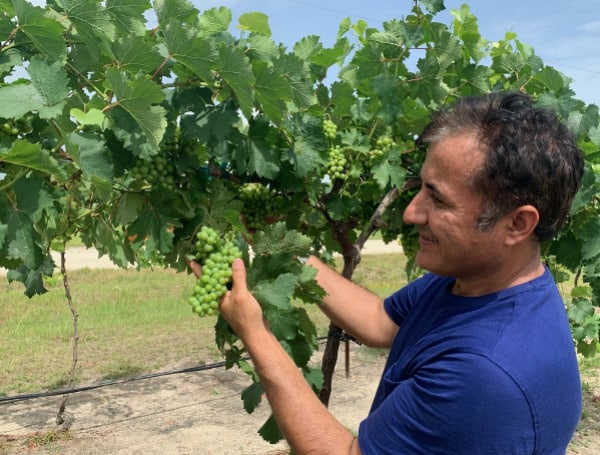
[{"x1": 0, "y1": 254, "x2": 406, "y2": 396}]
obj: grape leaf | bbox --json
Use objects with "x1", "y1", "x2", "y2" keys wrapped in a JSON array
[
  {"x1": 83, "y1": 217, "x2": 136, "y2": 268},
  {"x1": 105, "y1": 0, "x2": 149, "y2": 36},
  {"x1": 238, "y1": 12, "x2": 271, "y2": 36},
  {"x1": 267, "y1": 308, "x2": 299, "y2": 341},
  {"x1": 53, "y1": 0, "x2": 116, "y2": 55},
  {"x1": 302, "y1": 365, "x2": 324, "y2": 393},
  {"x1": 112, "y1": 36, "x2": 165, "y2": 75},
  {"x1": 13, "y1": 174, "x2": 54, "y2": 224},
  {"x1": 330, "y1": 81, "x2": 355, "y2": 118},
  {"x1": 154, "y1": 0, "x2": 199, "y2": 26},
  {"x1": 294, "y1": 266, "x2": 326, "y2": 306},
  {"x1": 461, "y1": 64, "x2": 492, "y2": 94},
  {"x1": 162, "y1": 19, "x2": 216, "y2": 82},
  {"x1": 126, "y1": 203, "x2": 175, "y2": 257},
  {"x1": 451, "y1": 5, "x2": 486, "y2": 63},
  {"x1": 0, "y1": 56, "x2": 68, "y2": 120},
  {"x1": 246, "y1": 34, "x2": 280, "y2": 64},
  {"x1": 281, "y1": 337, "x2": 313, "y2": 367},
  {"x1": 7, "y1": 260, "x2": 54, "y2": 297},
  {"x1": 252, "y1": 273, "x2": 297, "y2": 311},
  {"x1": 372, "y1": 158, "x2": 406, "y2": 190},
  {"x1": 45, "y1": 1, "x2": 114, "y2": 69},
  {"x1": 371, "y1": 75, "x2": 405, "y2": 123},
  {"x1": 0, "y1": 139, "x2": 67, "y2": 181},
  {"x1": 67, "y1": 132, "x2": 114, "y2": 182},
  {"x1": 567, "y1": 104, "x2": 600, "y2": 138},
  {"x1": 241, "y1": 382, "x2": 263, "y2": 414},
  {"x1": 274, "y1": 53, "x2": 316, "y2": 109},
  {"x1": 104, "y1": 68, "x2": 167, "y2": 157},
  {"x1": 70, "y1": 108, "x2": 105, "y2": 126},
  {"x1": 285, "y1": 114, "x2": 328, "y2": 179},
  {"x1": 115, "y1": 192, "x2": 145, "y2": 225},
  {"x1": 216, "y1": 44, "x2": 256, "y2": 118},
  {"x1": 311, "y1": 40, "x2": 350, "y2": 68},
  {"x1": 252, "y1": 223, "x2": 312, "y2": 257},
  {"x1": 198, "y1": 6, "x2": 231, "y2": 35},
  {"x1": 253, "y1": 62, "x2": 292, "y2": 124},
  {"x1": 0, "y1": 48, "x2": 21, "y2": 75},
  {"x1": 576, "y1": 216, "x2": 600, "y2": 260},
  {"x1": 5, "y1": 210, "x2": 43, "y2": 270},
  {"x1": 233, "y1": 136, "x2": 280, "y2": 179},
  {"x1": 293, "y1": 35, "x2": 322, "y2": 61},
  {"x1": 421, "y1": 0, "x2": 446, "y2": 14},
  {"x1": 551, "y1": 231, "x2": 583, "y2": 272},
  {"x1": 295, "y1": 307, "x2": 319, "y2": 345},
  {"x1": 258, "y1": 414, "x2": 283, "y2": 444},
  {"x1": 14, "y1": 0, "x2": 67, "y2": 62},
  {"x1": 182, "y1": 101, "x2": 238, "y2": 144}
]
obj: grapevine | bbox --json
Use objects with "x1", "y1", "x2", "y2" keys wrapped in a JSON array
[
  {"x1": 188, "y1": 226, "x2": 242, "y2": 317},
  {"x1": 0, "y1": 1, "x2": 598, "y2": 445}
]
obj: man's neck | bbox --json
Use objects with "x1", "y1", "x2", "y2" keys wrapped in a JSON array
[{"x1": 452, "y1": 256, "x2": 545, "y2": 297}]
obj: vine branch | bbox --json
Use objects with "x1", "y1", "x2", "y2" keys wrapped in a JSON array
[{"x1": 55, "y1": 250, "x2": 79, "y2": 429}]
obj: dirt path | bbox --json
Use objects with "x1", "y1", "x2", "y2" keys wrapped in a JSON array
[{"x1": 1, "y1": 347, "x2": 384, "y2": 454}]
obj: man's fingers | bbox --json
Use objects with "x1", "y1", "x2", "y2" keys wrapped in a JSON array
[{"x1": 188, "y1": 260, "x2": 202, "y2": 278}]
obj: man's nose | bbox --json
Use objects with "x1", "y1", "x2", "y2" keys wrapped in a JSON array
[{"x1": 403, "y1": 191, "x2": 427, "y2": 225}]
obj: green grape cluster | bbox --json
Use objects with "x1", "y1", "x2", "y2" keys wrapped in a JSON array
[
  {"x1": 323, "y1": 119, "x2": 337, "y2": 139},
  {"x1": 130, "y1": 142, "x2": 176, "y2": 190},
  {"x1": 1, "y1": 121, "x2": 19, "y2": 136},
  {"x1": 239, "y1": 182, "x2": 281, "y2": 232},
  {"x1": 188, "y1": 226, "x2": 242, "y2": 317},
  {"x1": 368, "y1": 135, "x2": 394, "y2": 165},
  {"x1": 327, "y1": 145, "x2": 348, "y2": 181},
  {"x1": 376, "y1": 136, "x2": 394, "y2": 150}
]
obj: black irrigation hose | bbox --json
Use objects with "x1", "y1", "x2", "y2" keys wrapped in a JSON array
[
  {"x1": 0, "y1": 333, "x2": 357, "y2": 405},
  {"x1": 0, "y1": 360, "x2": 233, "y2": 405}
]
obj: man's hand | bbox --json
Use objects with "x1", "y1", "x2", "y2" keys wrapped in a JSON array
[
  {"x1": 188, "y1": 258, "x2": 266, "y2": 340},
  {"x1": 220, "y1": 258, "x2": 267, "y2": 340}
]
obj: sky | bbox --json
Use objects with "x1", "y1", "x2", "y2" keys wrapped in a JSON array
[{"x1": 196, "y1": 0, "x2": 600, "y2": 107}]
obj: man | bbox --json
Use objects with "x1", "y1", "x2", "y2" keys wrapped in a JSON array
[{"x1": 195, "y1": 92, "x2": 584, "y2": 454}]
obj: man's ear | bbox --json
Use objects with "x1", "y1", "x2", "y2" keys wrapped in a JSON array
[{"x1": 504, "y1": 205, "x2": 540, "y2": 246}]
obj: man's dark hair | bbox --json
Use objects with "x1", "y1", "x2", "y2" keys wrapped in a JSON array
[{"x1": 418, "y1": 91, "x2": 585, "y2": 242}]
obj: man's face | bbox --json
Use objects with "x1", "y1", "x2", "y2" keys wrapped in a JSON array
[{"x1": 402, "y1": 132, "x2": 507, "y2": 280}]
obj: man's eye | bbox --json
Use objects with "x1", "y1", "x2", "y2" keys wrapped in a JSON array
[{"x1": 431, "y1": 194, "x2": 444, "y2": 204}]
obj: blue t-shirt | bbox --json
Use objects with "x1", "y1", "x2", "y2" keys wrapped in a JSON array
[{"x1": 358, "y1": 268, "x2": 581, "y2": 454}]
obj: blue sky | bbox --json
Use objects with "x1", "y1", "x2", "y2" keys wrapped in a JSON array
[{"x1": 197, "y1": 0, "x2": 600, "y2": 107}]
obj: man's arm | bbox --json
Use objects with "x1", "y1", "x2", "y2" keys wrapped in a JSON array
[
  {"x1": 221, "y1": 259, "x2": 363, "y2": 455},
  {"x1": 306, "y1": 255, "x2": 399, "y2": 348}
]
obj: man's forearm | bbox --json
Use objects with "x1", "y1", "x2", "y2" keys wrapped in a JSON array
[
  {"x1": 306, "y1": 255, "x2": 398, "y2": 347},
  {"x1": 243, "y1": 325, "x2": 362, "y2": 455}
]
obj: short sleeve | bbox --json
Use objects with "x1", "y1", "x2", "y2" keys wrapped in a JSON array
[{"x1": 384, "y1": 273, "x2": 438, "y2": 326}]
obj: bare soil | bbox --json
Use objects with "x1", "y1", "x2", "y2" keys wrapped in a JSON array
[{"x1": 0, "y1": 346, "x2": 383, "y2": 455}]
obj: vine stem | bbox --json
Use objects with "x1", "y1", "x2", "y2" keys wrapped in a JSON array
[{"x1": 55, "y1": 250, "x2": 79, "y2": 429}]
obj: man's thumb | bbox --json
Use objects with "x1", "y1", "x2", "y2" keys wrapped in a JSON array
[{"x1": 230, "y1": 258, "x2": 247, "y2": 291}]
